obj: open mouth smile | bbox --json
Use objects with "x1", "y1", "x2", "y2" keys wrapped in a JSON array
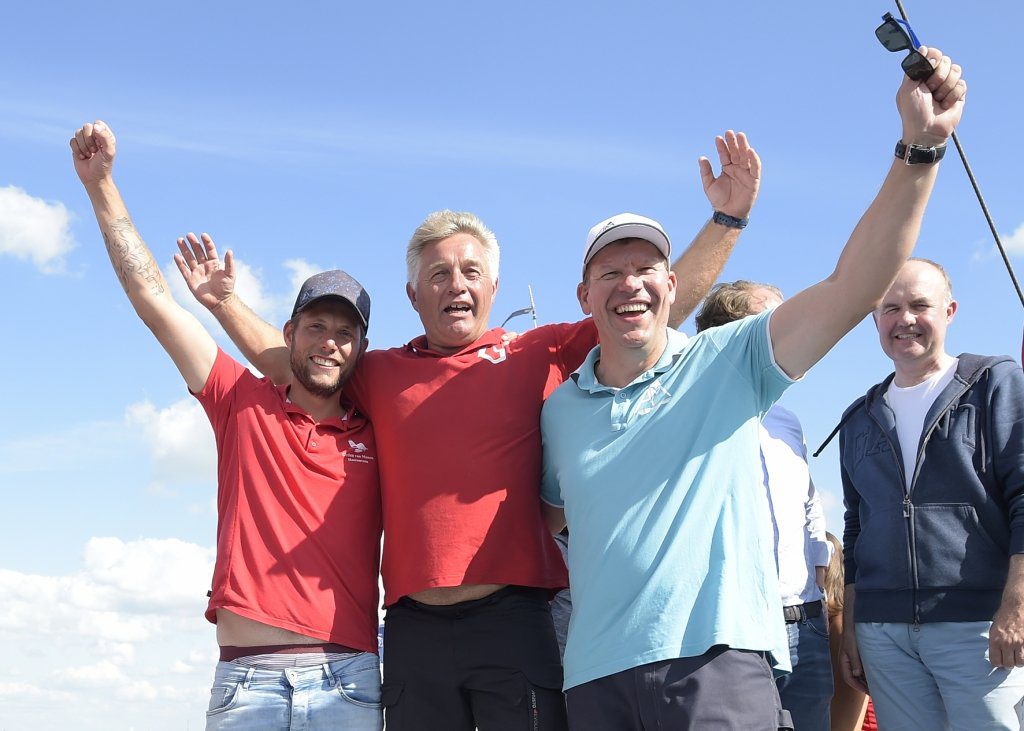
[{"x1": 614, "y1": 303, "x2": 650, "y2": 315}]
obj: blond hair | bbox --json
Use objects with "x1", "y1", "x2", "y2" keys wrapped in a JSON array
[{"x1": 406, "y1": 210, "x2": 500, "y2": 283}]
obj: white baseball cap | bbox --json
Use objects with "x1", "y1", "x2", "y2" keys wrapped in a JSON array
[{"x1": 582, "y1": 212, "x2": 672, "y2": 276}]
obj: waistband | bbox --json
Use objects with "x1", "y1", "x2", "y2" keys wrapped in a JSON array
[
  {"x1": 394, "y1": 585, "x2": 547, "y2": 616},
  {"x1": 220, "y1": 642, "x2": 362, "y2": 662},
  {"x1": 782, "y1": 600, "x2": 822, "y2": 623}
]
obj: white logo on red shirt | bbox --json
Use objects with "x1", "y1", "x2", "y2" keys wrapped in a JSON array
[
  {"x1": 477, "y1": 345, "x2": 507, "y2": 364},
  {"x1": 345, "y1": 439, "x2": 375, "y2": 464}
]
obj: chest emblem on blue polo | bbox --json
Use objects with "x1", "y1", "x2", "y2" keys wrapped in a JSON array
[{"x1": 634, "y1": 381, "x2": 672, "y2": 416}]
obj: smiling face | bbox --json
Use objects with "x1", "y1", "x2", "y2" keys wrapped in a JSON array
[
  {"x1": 406, "y1": 232, "x2": 499, "y2": 354},
  {"x1": 577, "y1": 238, "x2": 677, "y2": 356},
  {"x1": 284, "y1": 299, "x2": 366, "y2": 402},
  {"x1": 874, "y1": 260, "x2": 957, "y2": 379}
]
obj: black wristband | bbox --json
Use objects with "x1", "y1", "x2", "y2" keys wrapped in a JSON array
[
  {"x1": 712, "y1": 210, "x2": 749, "y2": 229},
  {"x1": 895, "y1": 140, "x2": 947, "y2": 165}
]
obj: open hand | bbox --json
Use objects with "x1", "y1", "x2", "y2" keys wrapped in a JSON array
[
  {"x1": 699, "y1": 131, "x2": 761, "y2": 220},
  {"x1": 173, "y1": 232, "x2": 236, "y2": 311}
]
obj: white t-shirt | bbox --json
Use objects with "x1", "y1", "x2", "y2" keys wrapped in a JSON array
[{"x1": 884, "y1": 358, "x2": 958, "y2": 490}]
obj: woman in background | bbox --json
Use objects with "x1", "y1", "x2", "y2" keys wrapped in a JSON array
[{"x1": 825, "y1": 533, "x2": 872, "y2": 731}]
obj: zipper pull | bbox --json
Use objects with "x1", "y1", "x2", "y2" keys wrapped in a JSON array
[{"x1": 903, "y1": 495, "x2": 911, "y2": 518}]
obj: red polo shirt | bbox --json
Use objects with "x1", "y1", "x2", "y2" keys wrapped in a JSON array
[
  {"x1": 348, "y1": 320, "x2": 596, "y2": 605},
  {"x1": 195, "y1": 349, "x2": 381, "y2": 652}
]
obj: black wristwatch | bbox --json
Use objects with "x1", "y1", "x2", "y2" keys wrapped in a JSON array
[
  {"x1": 895, "y1": 140, "x2": 947, "y2": 165},
  {"x1": 712, "y1": 210, "x2": 749, "y2": 229}
]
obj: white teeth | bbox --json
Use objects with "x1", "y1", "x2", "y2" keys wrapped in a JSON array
[
  {"x1": 615, "y1": 303, "x2": 649, "y2": 314},
  {"x1": 311, "y1": 356, "x2": 338, "y2": 367},
  {"x1": 895, "y1": 334, "x2": 919, "y2": 340},
  {"x1": 445, "y1": 304, "x2": 471, "y2": 313}
]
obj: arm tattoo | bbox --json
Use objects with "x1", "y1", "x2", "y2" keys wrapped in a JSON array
[{"x1": 103, "y1": 216, "x2": 166, "y2": 297}]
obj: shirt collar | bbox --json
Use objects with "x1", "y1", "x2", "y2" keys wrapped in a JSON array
[
  {"x1": 572, "y1": 328, "x2": 689, "y2": 394},
  {"x1": 280, "y1": 384, "x2": 360, "y2": 429},
  {"x1": 404, "y1": 327, "x2": 505, "y2": 358}
]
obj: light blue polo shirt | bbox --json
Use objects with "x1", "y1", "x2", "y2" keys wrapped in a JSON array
[{"x1": 540, "y1": 310, "x2": 793, "y2": 690}]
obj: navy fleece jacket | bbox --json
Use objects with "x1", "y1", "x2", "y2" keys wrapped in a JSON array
[{"x1": 840, "y1": 354, "x2": 1024, "y2": 624}]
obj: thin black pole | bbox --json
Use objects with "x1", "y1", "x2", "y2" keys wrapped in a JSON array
[{"x1": 894, "y1": 0, "x2": 1024, "y2": 307}]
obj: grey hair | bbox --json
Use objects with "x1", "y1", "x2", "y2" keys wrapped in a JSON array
[
  {"x1": 907, "y1": 257, "x2": 954, "y2": 305},
  {"x1": 406, "y1": 210, "x2": 500, "y2": 284}
]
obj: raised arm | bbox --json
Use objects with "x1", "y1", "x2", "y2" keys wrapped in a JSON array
[
  {"x1": 72, "y1": 121, "x2": 216, "y2": 393},
  {"x1": 174, "y1": 236, "x2": 291, "y2": 384},
  {"x1": 668, "y1": 131, "x2": 760, "y2": 328},
  {"x1": 770, "y1": 47, "x2": 966, "y2": 378}
]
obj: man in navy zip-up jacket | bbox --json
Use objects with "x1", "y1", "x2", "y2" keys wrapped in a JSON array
[{"x1": 839, "y1": 258, "x2": 1024, "y2": 730}]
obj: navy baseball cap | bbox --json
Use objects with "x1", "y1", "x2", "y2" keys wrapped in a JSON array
[{"x1": 291, "y1": 269, "x2": 371, "y2": 331}]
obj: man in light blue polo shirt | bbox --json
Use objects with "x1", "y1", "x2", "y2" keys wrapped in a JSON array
[{"x1": 540, "y1": 46, "x2": 967, "y2": 730}]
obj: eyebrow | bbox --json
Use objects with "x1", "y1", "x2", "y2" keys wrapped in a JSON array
[{"x1": 425, "y1": 258, "x2": 486, "y2": 274}]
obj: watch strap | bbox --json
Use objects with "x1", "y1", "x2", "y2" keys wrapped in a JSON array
[
  {"x1": 895, "y1": 140, "x2": 947, "y2": 165},
  {"x1": 712, "y1": 210, "x2": 749, "y2": 229}
]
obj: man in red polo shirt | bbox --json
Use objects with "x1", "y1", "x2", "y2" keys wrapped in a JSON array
[
  {"x1": 72, "y1": 121, "x2": 384, "y2": 730},
  {"x1": 176, "y1": 130, "x2": 761, "y2": 730}
]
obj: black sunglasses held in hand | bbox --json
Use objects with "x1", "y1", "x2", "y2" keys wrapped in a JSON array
[{"x1": 875, "y1": 12, "x2": 934, "y2": 81}]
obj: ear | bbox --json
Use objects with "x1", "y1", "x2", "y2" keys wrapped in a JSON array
[
  {"x1": 358, "y1": 337, "x2": 369, "y2": 358},
  {"x1": 491, "y1": 277, "x2": 499, "y2": 302},
  {"x1": 946, "y1": 299, "x2": 958, "y2": 322},
  {"x1": 283, "y1": 319, "x2": 296, "y2": 347},
  {"x1": 577, "y1": 280, "x2": 592, "y2": 316},
  {"x1": 406, "y1": 282, "x2": 418, "y2": 312},
  {"x1": 666, "y1": 270, "x2": 677, "y2": 305}
]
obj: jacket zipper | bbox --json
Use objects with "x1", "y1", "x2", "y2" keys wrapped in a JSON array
[
  {"x1": 870, "y1": 377, "x2": 973, "y2": 628},
  {"x1": 867, "y1": 409, "x2": 917, "y2": 623}
]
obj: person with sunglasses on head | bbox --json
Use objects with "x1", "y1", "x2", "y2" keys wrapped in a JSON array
[
  {"x1": 538, "y1": 46, "x2": 966, "y2": 730},
  {"x1": 175, "y1": 135, "x2": 759, "y2": 729},
  {"x1": 70, "y1": 121, "x2": 384, "y2": 730}
]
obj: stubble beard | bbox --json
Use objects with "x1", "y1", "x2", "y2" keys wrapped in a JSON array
[{"x1": 290, "y1": 349, "x2": 344, "y2": 399}]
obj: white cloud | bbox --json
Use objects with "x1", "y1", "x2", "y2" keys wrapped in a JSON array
[
  {"x1": 284, "y1": 258, "x2": 323, "y2": 293},
  {"x1": 125, "y1": 397, "x2": 216, "y2": 483},
  {"x1": 1005, "y1": 222, "x2": 1024, "y2": 256},
  {"x1": 0, "y1": 185, "x2": 76, "y2": 273},
  {"x1": 0, "y1": 537, "x2": 216, "y2": 729}
]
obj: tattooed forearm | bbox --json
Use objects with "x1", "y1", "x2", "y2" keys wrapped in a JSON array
[{"x1": 103, "y1": 216, "x2": 166, "y2": 297}]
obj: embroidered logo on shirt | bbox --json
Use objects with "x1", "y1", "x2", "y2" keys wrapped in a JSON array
[
  {"x1": 345, "y1": 439, "x2": 375, "y2": 464},
  {"x1": 477, "y1": 344, "x2": 507, "y2": 364},
  {"x1": 635, "y1": 381, "x2": 672, "y2": 416}
]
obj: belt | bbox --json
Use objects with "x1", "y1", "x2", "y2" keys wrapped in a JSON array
[{"x1": 782, "y1": 600, "x2": 822, "y2": 623}]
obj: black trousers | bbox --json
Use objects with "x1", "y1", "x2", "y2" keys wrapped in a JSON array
[
  {"x1": 565, "y1": 646, "x2": 790, "y2": 731},
  {"x1": 382, "y1": 586, "x2": 568, "y2": 731}
]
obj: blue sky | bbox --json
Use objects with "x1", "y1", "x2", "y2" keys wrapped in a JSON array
[{"x1": 2, "y1": 1, "x2": 1022, "y2": 728}]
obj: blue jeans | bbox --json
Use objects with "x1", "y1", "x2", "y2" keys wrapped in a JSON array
[
  {"x1": 205, "y1": 653, "x2": 383, "y2": 730},
  {"x1": 775, "y1": 608, "x2": 833, "y2": 731},
  {"x1": 857, "y1": 621, "x2": 1024, "y2": 731}
]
